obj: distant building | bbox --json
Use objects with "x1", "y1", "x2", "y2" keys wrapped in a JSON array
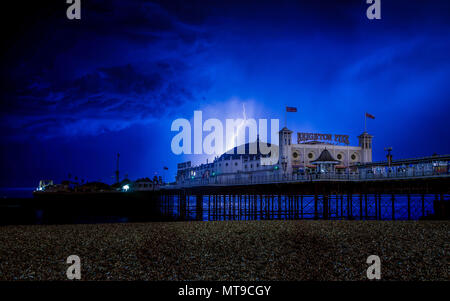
[
  {"x1": 133, "y1": 178, "x2": 159, "y2": 191},
  {"x1": 78, "y1": 182, "x2": 111, "y2": 192}
]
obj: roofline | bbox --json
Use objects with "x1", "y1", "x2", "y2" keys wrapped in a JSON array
[
  {"x1": 279, "y1": 127, "x2": 293, "y2": 133},
  {"x1": 357, "y1": 154, "x2": 450, "y2": 167}
]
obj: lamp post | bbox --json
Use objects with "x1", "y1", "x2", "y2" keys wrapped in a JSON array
[{"x1": 384, "y1": 147, "x2": 393, "y2": 176}]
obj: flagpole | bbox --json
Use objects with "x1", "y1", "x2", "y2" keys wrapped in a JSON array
[
  {"x1": 285, "y1": 107, "x2": 287, "y2": 128},
  {"x1": 364, "y1": 113, "x2": 367, "y2": 132}
]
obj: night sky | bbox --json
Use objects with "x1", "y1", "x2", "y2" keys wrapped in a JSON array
[{"x1": 1, "y1": 0, "x2": 450, "y2": 187}]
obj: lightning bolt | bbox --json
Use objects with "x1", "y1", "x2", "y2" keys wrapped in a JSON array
[{"x1": 228, "y1": 103, "x2": 247, "y2": 152}]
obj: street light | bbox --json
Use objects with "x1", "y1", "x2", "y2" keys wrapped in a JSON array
[
  {"x1": 384, "y1": 147, "x2": 392, "y2": 166},
  {"x1": 384, "y1": 147, "x2": 393, "y2": 176}
]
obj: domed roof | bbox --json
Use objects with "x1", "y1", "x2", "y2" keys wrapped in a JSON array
[
  {"x1": 218, "y1": 138, "x2": 277, "y2": 161},
  {"x1": 279, "y1": 127, "x2": 293, "y2": 133},
  {"x1": 311, "y1": 149, "x2": 340, "y2": 164}
]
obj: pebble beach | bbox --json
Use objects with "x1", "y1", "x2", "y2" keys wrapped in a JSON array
[{"x1": 0, "y1": 220, "x2": 448, "y2": 281}]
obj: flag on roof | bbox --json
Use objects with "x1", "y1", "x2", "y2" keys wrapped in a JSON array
[
  {"x1": 286, "y1": 106, "x2": 297, "y2": 112},
  {"x1": 365, "y1": 112, "x2": 375, "y2": 119}
]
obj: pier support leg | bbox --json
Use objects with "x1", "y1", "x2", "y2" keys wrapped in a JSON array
[
  {"x1": 440, "y1": 194, "x2": 447, "y2": 219},
  {"x1": 378, "y1": 194, "x2": 382, "y2": 220},
  {"x1": 336, "y1": 194, "x2": 339, "y2": 219},
  {"x1": 181, "y1": 194, "x2": 187, "y2": 220},
  {"x1": 391, "y1": 194, "x2": 395, "y2": 221},
  {"x1": 374, "y1": 194, "x2": 378, "y2": 220},
  {"x1": 407, "y1": 194, "x2": 411, "y2": 220},
  {"x1": 421, "y1": 194, "x2": 425, "y2": 218},
  {"x1": 434, "y1": 194, "x2": 439, "y2": 219},
  {"x1": 365, "y1": 194, "x2": 368, "y2": 219},
  {"x1": 208, "y1": 195, "x2": 211, "y2": 221},
  {"x1": 254, "y1": 194, "x2": 256, "y2": 218},
  {"x1": 229, "y1": 195, "x2": 232, "y2": 219},
  {"x1": 238, "y1": 195, "x2": 241, "y2": 220},
  {"x1": 300, "y1": 195, "x2": 304, "y2": 219},
  {"x1": 323, "y1": 194, "x2": 329, "y2": 220},
  {"x1": 314, "y1": 194, "x2": 318, "y2": 220},
  {"x1": 271, "y1": 195, "x2": 274, "y2": 219},
  {"x1": 359, "y1": 194, "x2": 363, "y2": 220},
  {"x1": 196, "y1": 195, "x2": 203, "y2": 221},
  {"x1": 260, "y1": 194, "x2": 263, "y2": 220},
  {"x1": 347, "y1": 194, "x2": 352, "y2": 219},
  {"x1": 278, "y1": 194, "x2": 281, "y2": 220}
]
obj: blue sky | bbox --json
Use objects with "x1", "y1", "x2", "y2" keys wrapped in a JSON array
[{"x1": 1, "y1": 0, "x2": 450, "y2": 186}]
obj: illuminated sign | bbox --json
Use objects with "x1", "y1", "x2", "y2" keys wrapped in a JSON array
[{"x1": 297, "y1": 132, "x2": 349, "y2": 145}]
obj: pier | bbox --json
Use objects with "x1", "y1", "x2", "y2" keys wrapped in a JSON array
[
  {"x1": 160, "y1": 175, "x2": 450, "y2": 221},
  {"x1": 1, "y1": 174, "x2": 448, "y2": 225}
]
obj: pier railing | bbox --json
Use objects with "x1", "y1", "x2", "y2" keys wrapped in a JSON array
[{"x1": 167, "y1": 170, "x2": 450, "y2": 188}]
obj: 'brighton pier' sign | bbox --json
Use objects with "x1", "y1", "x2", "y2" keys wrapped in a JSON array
[{"x1": 297, "y1": 132, "x2": 350, "y2": 145}]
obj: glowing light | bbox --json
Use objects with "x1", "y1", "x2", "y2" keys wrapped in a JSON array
[
  {"x1": 122, "y1": 184, "x2": 130, "y2": 191},
  {"x1": 227, "y1": 103, "x2": 248, "y2": 152}
]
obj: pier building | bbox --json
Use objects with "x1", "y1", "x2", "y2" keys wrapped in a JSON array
[{"x1": 176, "y1": 127, "x2": 373, "y2": 185}]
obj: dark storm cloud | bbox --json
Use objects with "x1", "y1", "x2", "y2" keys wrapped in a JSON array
[
  {"x1": 2, "y1": 1, "x2": 450, "y2": 140},
  {"x1": 2, "y1": 61, "x2": 202, "y2": 138},
  {"x1": 1, "y1": 0, "x2": 212, "y2": 139}
]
